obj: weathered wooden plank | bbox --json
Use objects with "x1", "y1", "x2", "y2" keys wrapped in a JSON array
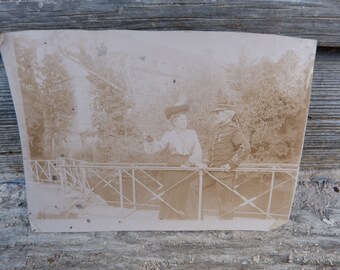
[
  {"x1": 1, "y1": 1, "x2": 340, "y2": 46},
  {"x1": 0, "y1": 154, "x2": 23, "y2": 176},
  {"x1": 0, "y1": 63, "x2": 17, "y2": 125},
  {"x1": 0, "y1": 125, "x2": 20, "y2": 154},
  {"x1": 298, "y1": 48, "x2": 340, "y2": 170}
]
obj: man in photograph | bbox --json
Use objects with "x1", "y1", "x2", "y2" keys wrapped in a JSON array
[{"x1": 186, "y1": 99, "x2": 251, "y2": 220}]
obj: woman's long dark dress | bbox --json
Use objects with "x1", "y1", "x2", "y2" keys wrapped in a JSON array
[{"x1": 158, "y1": 154, "x2": 197, "y2": 220}]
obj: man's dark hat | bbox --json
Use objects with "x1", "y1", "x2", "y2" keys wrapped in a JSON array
[{"x1": 164, "y1": 104, "x2": 189, "y2": 119}]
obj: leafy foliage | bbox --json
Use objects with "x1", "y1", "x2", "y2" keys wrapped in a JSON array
[
  {"x1": 14, "y1": 38, "x2": 312, "y2": 165},
  {"x1": 15, "y1": 40, "x2": 74, "y2": 159},
  {"x1": 134, "y1": 51, "x2": 313, "y2": 164},
  {"x1": 74, "y1": 48, "x2": 143, "y2": 162},
  {"x1": 15, "y1": 41, "x2": 43, "y2": 158},
  {"x1": 39, "y1": 54, "x2": 74, "y2": 158},
  {"x1": 228, "y1": 51, "x2": 313, "y2": 163}
]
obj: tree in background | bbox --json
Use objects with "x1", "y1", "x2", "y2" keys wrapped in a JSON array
[
  {"x1": 227, "y1": 51, "x2": 313, "y2": 163},
  {"x1": 14, "y1": 39, "x2": 74, "y2": 159},
  {"x1": 17, "y1": 37, "x2": 311, "y2": 165},
  {"x1": 135, "y1": 51, "x2": 313, "y2": 165},
  {"x1": 14, "y1": 40, "x2": 43, "y2": 158},
  {"x1": 68, "y1": 47, "x2": 143, "y2": 162},
  {"x1": 39, "y1": 53, "x2": 74, "y2": 159}
]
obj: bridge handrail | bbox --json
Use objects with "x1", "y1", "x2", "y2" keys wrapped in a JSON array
[
  {"x1": 24, "y1": 158, "x2": 298, "y2": 221},
  {"x1": 24, "y1": 159, "x2": 299, "y2": 173}
]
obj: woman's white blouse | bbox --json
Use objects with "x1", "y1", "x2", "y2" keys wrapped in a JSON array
[{"x1": 144, "y1": 129, "x2": 202, "y2": 165}]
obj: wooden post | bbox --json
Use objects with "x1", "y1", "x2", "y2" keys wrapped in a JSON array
[
  {"x1": 57, "y1": 157, "x2": 66, "y2": 194},
  {"x1": 118, "y1": 169, "x2": 124, "y2": 217},
  {"x1": 132, "y1": 168, "x2": 136, "y2": 209},
  {"x1": 47, "y1": 161, "x2": 52, "y2": 183},
  {"x1": 198, "y1": 171, "x2": 203, "y2": 220},
  {"x1": 80, "y1": 161, "x2": 87, "y2": 194},
  {"x1": 266, "y1": 170, "x2": 276, "y2": 219}
]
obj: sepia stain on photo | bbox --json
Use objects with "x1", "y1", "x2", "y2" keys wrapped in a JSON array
[{"x1": 0, "y1": 30, "x2": 317, "y2": 232}]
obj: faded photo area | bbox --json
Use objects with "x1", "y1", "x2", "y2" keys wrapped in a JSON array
[{"x1": 1, "y1": 30, "x2": 317, "y2": 231}]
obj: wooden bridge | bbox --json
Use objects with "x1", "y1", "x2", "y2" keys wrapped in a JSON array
[{"x1": 24, "y1": 158, "x2": 298, "y2": 222}]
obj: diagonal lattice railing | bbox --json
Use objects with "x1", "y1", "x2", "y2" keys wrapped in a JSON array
[{"x1": 24, "y1": 158, "x2": 298, "y2": 221}]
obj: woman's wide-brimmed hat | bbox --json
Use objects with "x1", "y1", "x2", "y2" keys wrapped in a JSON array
[
  {"x1": 212, "y1": 99, "x2": 236, "y2": 112},
  {"x1": 164, "y1": 104, "x2": 189, "y2": 119}
]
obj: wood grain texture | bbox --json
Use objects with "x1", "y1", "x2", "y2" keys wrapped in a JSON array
[
  {"x1": 301, "y1": 48, "x2": 340, "y2": 169},
  {"x1": 1, "y1": 48, "x2": 339, "y2": 178},
  {"x1": 0, "y1": 2, "x2": 339, "y2": 269},
  {"x1": 1, "y1": 1, "x2": 340, "y2": 47}
]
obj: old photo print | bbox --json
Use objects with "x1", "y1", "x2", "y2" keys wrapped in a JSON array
[{"x1": 1, "y1": 30, "x2": 317, "y2": 231}]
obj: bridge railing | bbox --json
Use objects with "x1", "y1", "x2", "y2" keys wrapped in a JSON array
[{"x1": 24, "y1": 158, "x2": 299, "y2": 221}]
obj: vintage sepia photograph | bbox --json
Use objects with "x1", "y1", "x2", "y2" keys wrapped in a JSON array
[{"x1": 1, "y1": 30, "x2": 317, "y2": 231}]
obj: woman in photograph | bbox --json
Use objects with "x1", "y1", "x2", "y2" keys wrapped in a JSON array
[{"x1": 144, "y1": 102, "x2": 203, "y2": 220}]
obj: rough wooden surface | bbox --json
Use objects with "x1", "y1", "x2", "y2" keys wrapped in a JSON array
[
  {"x1": 301, "y1": 48, "x2": 340, "y2": 169},
  {"x1": 1, "y1": 1, "x2": 340, "y2": 269},
  {"x1": 1, "y1": 0, "x2": 340, "y2": 47}
]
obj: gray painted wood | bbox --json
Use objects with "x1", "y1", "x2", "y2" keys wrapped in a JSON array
[
  {"x1": 1, "y1": 1, "x2": 340, "y2": 47},
  {"x1": 301, "y1": 48, "x2": 340, "y2": 169}
]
